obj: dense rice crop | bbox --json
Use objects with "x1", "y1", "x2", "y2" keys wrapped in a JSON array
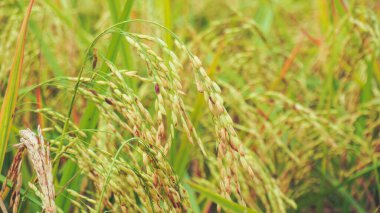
[{"x1": 0, "y1": 0, "x2": 380, "y2": 212}]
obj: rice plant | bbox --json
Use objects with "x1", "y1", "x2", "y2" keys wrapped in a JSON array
[{"x1": 0, "y1": 0, "x2": 379, "y2": 212}]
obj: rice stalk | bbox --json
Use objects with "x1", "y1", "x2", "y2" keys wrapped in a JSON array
[{"x1": 0, "y1": 145, "x2": 25, "y2": 212}]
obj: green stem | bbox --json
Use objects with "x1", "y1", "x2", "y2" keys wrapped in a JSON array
[
  {"x1": 96, "y1": 138, "x2": 138, "y2": 212},
  {"x1": 56, "y1": 1, "x2": 135, "y2": 211},
  {"x1": 0, "y1": 0, "x2": 35, "y2": 173}
]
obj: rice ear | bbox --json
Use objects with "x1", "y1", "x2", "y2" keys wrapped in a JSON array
[{"x1": 19, "y1": 126, "x2": 56, "y2": 213}]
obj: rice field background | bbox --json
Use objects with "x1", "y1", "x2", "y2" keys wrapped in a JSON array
[{"x1": 0, "y1": 0, "x2": 380, "y2": 212}]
